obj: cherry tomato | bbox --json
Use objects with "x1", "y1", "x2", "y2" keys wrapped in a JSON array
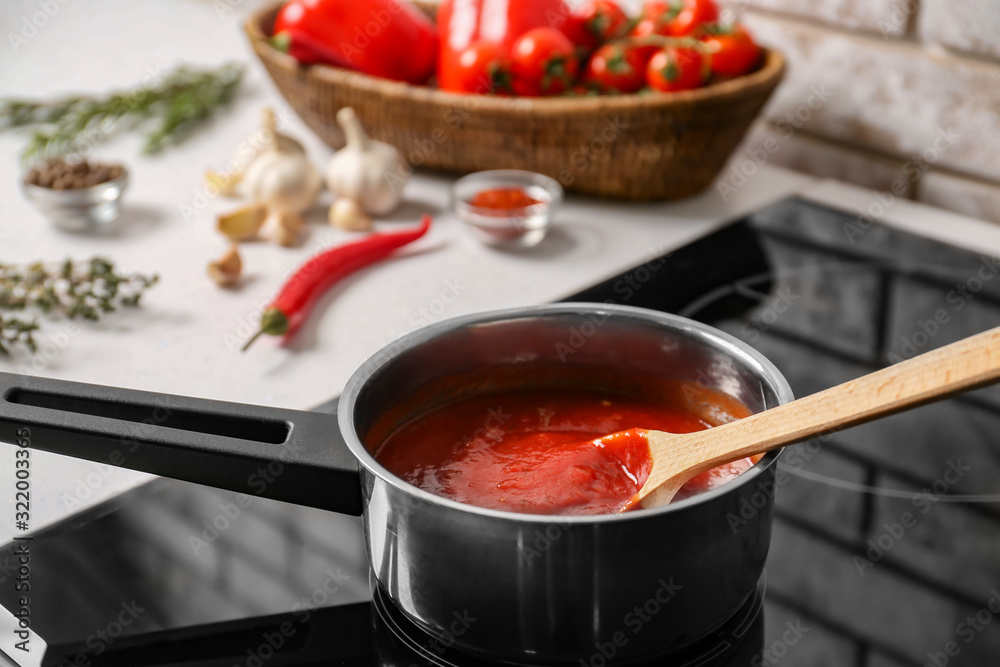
[
  {"x1": 567, "y1": 0, "x2": 632, "y2": 51},
  {"x1": 511, "y1": 28, "x2": 580, "y2": 96},
  {"x1": 583, "y1": 43, "x2": 650, "y2": 94},
  {"x1": 454, "y1": 41, "x2": 514, "y2": 94},
  {"x1": 669, "y1": 0, "x2": 720, "y2": 36},
  {"x1": 631, "y1": 0, "x2": 679, "y2": 39},
  {"x1": 700, "y1": 23, "x2": 761, "y2": 77},
  {"x1": 646, "y1": 46, "x2": 709, "y2": 92},
  {"x1": 437, "y1": 0, "x2": 574, "y2": 93},
  {"x1": 632, "y1": 0, "x2": 719, "y2": 38}
]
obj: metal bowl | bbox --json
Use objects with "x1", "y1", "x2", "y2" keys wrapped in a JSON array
[{"x1": 21, "y1": 168, "x2": 129, "y2": 232}]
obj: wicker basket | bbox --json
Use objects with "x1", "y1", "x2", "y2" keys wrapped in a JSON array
[{"x1": 244, "y1": 3, "x2": 785, "y2": 201}]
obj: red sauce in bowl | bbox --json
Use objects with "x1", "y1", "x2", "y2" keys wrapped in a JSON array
[
  {"x1": 374, "y1": 388, "x2": 754, "y2": 516},
  {"x1": 468, "y1": 187, "x2": 543, "y2": 213}
]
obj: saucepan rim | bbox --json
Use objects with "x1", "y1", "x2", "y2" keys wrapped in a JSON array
[{"x1": 338, "y1": 303, "x2": 795, "y2": 524}]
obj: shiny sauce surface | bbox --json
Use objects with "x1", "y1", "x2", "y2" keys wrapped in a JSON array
[
  {"x1": 374, "y1": 389, "x2": 754, "y2": 515},
  {"x1": 468, "y1": 186, "x2": 542, "y2": 211}
]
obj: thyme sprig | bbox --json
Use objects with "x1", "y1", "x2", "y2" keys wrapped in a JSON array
[
  {"x1": 0, "y1": 317, "x2": 39, "y2": 356},
  {"x1": 0, "y1": 258, "x2": 158, "y2": 355},
  {"x1": 1, "y1": 63, "x2": 244, "y2": 163}
]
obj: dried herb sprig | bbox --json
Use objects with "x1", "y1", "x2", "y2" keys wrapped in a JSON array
[
  {"x1": 0, "y1": 317, "x2": 39, "y2": 356},
  {"x1": 0, "y1": 258, "x2": 157, "y2": 355},
  {"x1": 1, "y1": 63, "x2": 244, "y2": 163},
  {"x1": 0, "y1": 258, "x2": 158, "y2": 321}
]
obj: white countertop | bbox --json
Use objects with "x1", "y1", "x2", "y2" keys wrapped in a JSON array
[{"x1": 2, "y1": 0, "x2": 999, "y2": 545}]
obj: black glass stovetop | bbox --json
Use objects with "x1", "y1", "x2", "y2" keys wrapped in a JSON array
[{"x1": 3, "y1": 197, "x2": 1000, "y2": 666}]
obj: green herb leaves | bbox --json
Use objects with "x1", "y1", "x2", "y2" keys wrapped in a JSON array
[
  {"x1": 1, "y1": 63, "x2": 244, "y2": 164},
  {"x1": 0, "y1": 258, "x2": 158, "y2": 355}
]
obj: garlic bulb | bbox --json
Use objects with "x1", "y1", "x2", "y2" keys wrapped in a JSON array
[
  {"x1": 205, "y1": 109, "x2": 306, "y2": 197},
  {"x1": 326, "y1": 107, "x2": 409, "y2": 216},
  {"x1": 239, "y1": 107, "x2": 322, "y2": 215},
  {"x1": 207, "y1": 108, "x2": 323, "y2": 251},
  {"x1": 242, "y1": 149, "x2": 322, "y2": 214}
]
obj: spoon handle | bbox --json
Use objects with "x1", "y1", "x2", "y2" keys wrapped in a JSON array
[{"x1": 651, "y1": 325, "x2": 1000, "y2": 493}]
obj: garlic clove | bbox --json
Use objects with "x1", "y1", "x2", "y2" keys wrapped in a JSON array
[
  {"x1": 208, "y1": 245, "x2": 243, "y2": 288},
  {"x1": 329, "y1": 197, "x2": 373, "y2": 232},
  {"x1": 217, "y1": 203, "x2": 268, "y2": 241},
  {"x1": 262, "y1": 210, "x2": 307, "y2": 247},
  {"x1": 204, "y1": 169, "x2": 240, "y2": 197}
]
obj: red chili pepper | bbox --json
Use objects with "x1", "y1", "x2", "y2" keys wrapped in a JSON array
[
  {"x1": 436, "y1": 0, "x2": 575, "y2": 93},
  {"x1": 272, "y1": 0, "x2": 439, "y2": 85},
  {"x1": 242, "y1": 215, "x2": 432, "y2": 351}
]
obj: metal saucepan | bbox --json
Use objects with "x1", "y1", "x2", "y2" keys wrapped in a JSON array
[{"x1": 0, "y1": 304, "x2": 792, "y2": 663}]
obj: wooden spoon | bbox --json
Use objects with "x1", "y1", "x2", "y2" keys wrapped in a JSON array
[{"x1": 625, "y1": 326, "x2": 1000, "y2": 510}]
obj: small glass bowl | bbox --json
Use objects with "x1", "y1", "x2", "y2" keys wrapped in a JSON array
[
  {"x1": 451, "y1": 170, "x2": 563, "y2": 249},
  {"x1": 21, "y1": 168, "x2": 129, "y2": 232}
]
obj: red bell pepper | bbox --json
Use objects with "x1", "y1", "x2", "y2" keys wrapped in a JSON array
[
  {"x1": 272, "y1": 0, "x2": 439, "y2": 85},
  {"x1": 436, "y1": 0, "x2": 575, "y2": 93}
]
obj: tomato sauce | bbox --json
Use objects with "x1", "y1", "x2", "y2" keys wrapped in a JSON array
[
  {"x1": 374, "y1": 388, "x2": 755, "y2": 516},
  {"x1": 468, "y1": 187, "x2": 542, "y2": 212}
]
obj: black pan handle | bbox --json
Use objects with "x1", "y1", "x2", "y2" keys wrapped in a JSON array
[{"x1": 0, "y1": 371, "x2": 362, "y2": 515}]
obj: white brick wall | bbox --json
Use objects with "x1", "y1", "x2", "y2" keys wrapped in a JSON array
[
  {"x1": 919, "y1": 0, "x2": 1000, "y2": 61},
  {"x1": 741, "y1": 0, "x2": 912, "y2": 36},
  {"x1": 742, "y1": 122, "x2": 912, "y2": 194},
  {"x1": 731, "y1": 0, "x2": 1000, "y2": 224},
  {"x1": 919, "y1": 171, "x2": 1000, "y2": 223}
]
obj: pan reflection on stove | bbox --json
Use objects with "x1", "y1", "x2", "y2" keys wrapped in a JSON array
[{"x1": 371, "y1": 575, "x2": 765, "y2": 667}]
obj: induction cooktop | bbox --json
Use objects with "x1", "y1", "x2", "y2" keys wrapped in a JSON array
[{"x1": 2, "y1": 197, "x2": 999, "y2": 666}]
